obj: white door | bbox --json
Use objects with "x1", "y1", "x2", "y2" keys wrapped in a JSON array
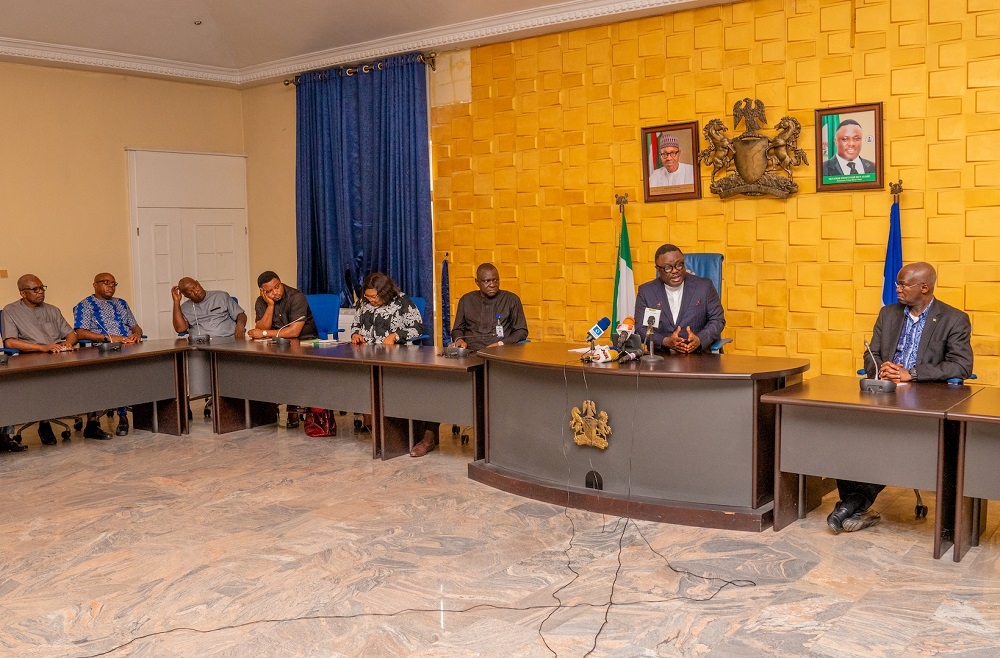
[{"x1": 128, "y1": 150, "x2": 250, "y2": 340}]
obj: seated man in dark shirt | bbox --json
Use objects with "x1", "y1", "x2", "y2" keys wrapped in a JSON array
[
  {"x1": 450, "y1": 263, "x2": 528, "y2": 351},
  {"x1": 247, "y1": 271, "x2": 321, "y2": 430}
]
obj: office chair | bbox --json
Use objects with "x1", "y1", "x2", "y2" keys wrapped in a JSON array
[
  {"x1": 408, "y1": 296, "x2": 430, "y2": 345},
  {"x1": 305, "y1": 294, "x2": 344, "y2": 340},
  {"x1": 682, "y1": 253, "x2": 732, "y2": 353}
]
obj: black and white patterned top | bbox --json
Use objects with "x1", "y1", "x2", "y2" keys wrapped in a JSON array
[{"x1": 350, "y1": 294, "x2": 423, "y2": 344}]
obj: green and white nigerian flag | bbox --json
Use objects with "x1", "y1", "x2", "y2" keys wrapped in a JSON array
[{"x1": 612, "y1": 211, "x2": 636, "y2": 329}]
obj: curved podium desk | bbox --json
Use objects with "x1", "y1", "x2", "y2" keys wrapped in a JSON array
[{"x1": 468, "y1": 343, "x2": 809, "y2": 531}]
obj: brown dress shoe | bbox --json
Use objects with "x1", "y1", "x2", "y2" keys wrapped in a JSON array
[{"x1": 409, "y1": 436, "x2": 436, "y2": 458}]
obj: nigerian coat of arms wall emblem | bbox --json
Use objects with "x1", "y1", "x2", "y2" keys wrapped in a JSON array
[{"x1": 698, "y1": 98, "x2": 808, "y2": 199}]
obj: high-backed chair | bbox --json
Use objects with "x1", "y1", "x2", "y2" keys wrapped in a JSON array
[
  {"x1": 408, "y1": 296, "x2": 430, "y2": 345},
  {"x1": 682, "y1": 253, "x2": 731, "y2": 353},
  {"x1": 305, "y1": 294, "x2": 343, "y2": 340}
]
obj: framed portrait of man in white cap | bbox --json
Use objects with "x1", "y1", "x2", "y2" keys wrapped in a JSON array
[{"x1": 641, "y1": 121, "x2": 701, "y2": 202}]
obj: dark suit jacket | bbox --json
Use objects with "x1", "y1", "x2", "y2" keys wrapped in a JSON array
[
  {"x1": 634, "y1": 274, "x2": 725, "y2": 352},
  {"x1": 822, "y1": 157, "x2": 876, "y2": 176},
  {"x1": 864, "y1": 299, "x2": 973, "y2": 381}
]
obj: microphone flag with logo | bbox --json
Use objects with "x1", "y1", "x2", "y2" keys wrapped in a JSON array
[
  {"x1": 882, "y1": 195, "x2": 903, "y2": 306},
  {"x1": 612, "y1": 208, "x2": 636, "y2": 330}
]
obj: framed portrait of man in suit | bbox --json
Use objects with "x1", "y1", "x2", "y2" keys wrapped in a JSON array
[
  {"x1": 815, "y1": 103, "x2": 883, "y2": 192},
  {"x1": 641, "y1": 122, "x2": 701, "y2": 202}
]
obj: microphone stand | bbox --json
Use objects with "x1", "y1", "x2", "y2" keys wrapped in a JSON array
[
  {"x1": 641, "y1": 319, "x2": 662, "y2": 362},
  {"x1": 273, "y1": 316, "x2": 306, "y2": 348}
]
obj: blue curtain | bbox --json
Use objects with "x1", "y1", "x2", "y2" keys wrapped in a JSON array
[{"x1": 296, "y1": 53, "x2": 433, "y2": 331}]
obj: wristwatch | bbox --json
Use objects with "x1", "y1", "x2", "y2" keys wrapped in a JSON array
[
  {"x1": 908, "y1": 367, "x2": 917, "y2": 381},
  {"x1": 498, "y1": 340, "x2": 504, "y2": 346},
  {"x1": 263, "y1": 330, "x2": 268, "y2": 337}
]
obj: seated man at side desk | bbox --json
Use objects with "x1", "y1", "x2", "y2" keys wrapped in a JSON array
[
  {"x1": 828, "y1": 261, "x2": 974, "y2": 534},
  {"x1": 451, "y1": 263, "x2": 528, "y2": 350},
  {"x1": 634, "y1": 244, "x2": 725, "y2": 353},
  {"x1": 171, "y1": 277, "x2": 247, "y2": 339},
  {"x1": 74, "y1": 272, "x2": 143, "y2": 437},
  {"x1": 247, "y1": 270, "x2": 320, "y2": 430},
  {"x1": 2, "y1": 274, "x2": 78, "y2": 450}
]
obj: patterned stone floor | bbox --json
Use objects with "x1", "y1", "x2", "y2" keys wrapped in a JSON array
[{"x1": 1, "y1": 405, "x2": 999, "y2": 657}]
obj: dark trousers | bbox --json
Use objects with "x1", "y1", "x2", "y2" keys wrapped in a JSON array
[{"x1": 836, "y1": 479, "x2": 885, "y2": 514}]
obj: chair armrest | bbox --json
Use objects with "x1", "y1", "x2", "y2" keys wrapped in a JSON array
[{"x1": 708, "y1": 337, "x2": 733, "y2": 353}]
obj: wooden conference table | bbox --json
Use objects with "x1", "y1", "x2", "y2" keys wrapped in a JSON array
[
  {"x1": 762, "y1": 375, "x2": 983, "y2": 559},
  {"x1": 468, "y1": 342, "x2": 810, "y2": 531},
  {"x1": 200, "y1": 340, "x2": 485, "y2": 460},
  {"x1": 0, "y1": 339, "x2": 188, "y2": 436}
]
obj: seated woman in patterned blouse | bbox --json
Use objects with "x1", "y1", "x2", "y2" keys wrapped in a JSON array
[
  {"x1": 350, "y1": 272, "x2": 438, "y2": 457},
  {"x1": 350, "y1": 272, "x2": 423, "y2": 346}
]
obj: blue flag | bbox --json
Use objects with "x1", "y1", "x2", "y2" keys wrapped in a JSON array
[
  {"x1": 441, "y1": 256, "x2": 452, "y2": 345},
  {"x1": 882, "y1": 199, "x2": 903, "y2": 306}
]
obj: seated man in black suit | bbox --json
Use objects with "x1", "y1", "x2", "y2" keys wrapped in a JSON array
[
  {"x1": 828, "y1": 261, "x2": 974, "y2": 534},
  {"x1": 634, "y1": 244, "x2": 725, "y2": 353}
]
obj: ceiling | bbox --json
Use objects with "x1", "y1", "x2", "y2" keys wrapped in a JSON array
[{"x1": 0, "y1": 0, "x2": 731, "y2": 87}]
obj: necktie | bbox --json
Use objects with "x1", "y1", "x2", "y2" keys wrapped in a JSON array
[{"x1": 848, "y1": 162, "x2": 857, "y2": 174}]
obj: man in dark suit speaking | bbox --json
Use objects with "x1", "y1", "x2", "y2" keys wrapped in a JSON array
[
  {"x1": 828, "y1": 261, "x2": 973, "y2": 534},
  {"x1": 822, "y1": 119, "x2": 876, "y2": 176},
  {"x1": 634, "y1": 244, "x2": 725, "y2": 353}
]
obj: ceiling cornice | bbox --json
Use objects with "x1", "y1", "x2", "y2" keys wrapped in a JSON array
[{"x1": 0, "y1": 0, "x2": 731, "y2": 88}]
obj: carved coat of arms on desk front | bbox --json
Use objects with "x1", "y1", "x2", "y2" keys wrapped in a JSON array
[
  {"x1": 698, "y1": 98, "x2": 808, "y2": 199},
  {"x1": 570, "y1": 399, "x2": 611, "y2": 450}
]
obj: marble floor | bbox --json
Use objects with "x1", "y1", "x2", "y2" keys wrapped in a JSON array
[{"x1": 2, "y1": 406, "x2": 1000, "y2": 658}]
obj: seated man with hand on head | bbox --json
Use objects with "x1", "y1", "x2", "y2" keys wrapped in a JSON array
[
  {"x1": 451, "y1": 263, "x2": 528, "y2": 351},
  {"x1": 828, "y1": 261, "x2": 973, "y2": 535},
  {"x1": 2, "y1": 275, "x2": 78, "y2": 450},
  {"x1": 634, "y1": 244, "x2": 725, "y2": 354},
  {"x1": 171, "y1": 277, "x2": 247, "y2": 339},
  {"x1": 247, "y1": 270, "x2": 321, "y2": 430},
  {"x1": 74, "y1": 272, "x2": 143, "y2": 438}
]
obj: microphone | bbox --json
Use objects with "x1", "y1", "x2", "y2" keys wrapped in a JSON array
[
  {"x1": 187, "y1": 300, "x2": 210, "y2": 345},
  {"x1": 640, "y1": 308, "x2": 663, "y2": 362},
  {"x1": 615, "y1": 316, "x2": 635, "y2": 348},
  {"x1": 860, "y1": 339, "x2": 896, "y2": 392},
  {"x1": 586, "y1": 317, "x2": 611, "y2": 342},
  {"x1": 273, "y1": 315, "x2": 306, "y2": 347},
  {"x1": 616, "y1": 333, "x2": 645, "y2": 363},
  {"x1": 582, "y1": 345, "x2": 620, "y2": 363}
]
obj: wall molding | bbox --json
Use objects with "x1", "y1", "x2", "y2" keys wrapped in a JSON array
[{"x1": 0, "y1": 0, "x2": 731, "y2": 87}]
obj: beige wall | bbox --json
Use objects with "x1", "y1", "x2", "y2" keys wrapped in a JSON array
[
  {"x1": 0, "y1": 61, "x2": 246, "y2": 316},
  {"x1": 242, "y1": 82, "x2": 298, "y2": 288}
]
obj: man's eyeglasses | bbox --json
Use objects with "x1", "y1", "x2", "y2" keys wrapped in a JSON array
[
  {"x1": 478, "y1": 278, "x2": 499, "y2": 285},
  {"x1": 660, "y1": 150, "x2": 680, "y2": 158},
  {"x1": 655, "y1": 262, "x2": 685, "y2": 273},
  {"x1": 20, "y1": 285, "x2": 47, "y2": 293},
  {"x1": 895, "y1": 281, "x2": 921, "y2": 289},
  {"x1": 96, "y1": 280, "x2": 118, "y2": 287}
]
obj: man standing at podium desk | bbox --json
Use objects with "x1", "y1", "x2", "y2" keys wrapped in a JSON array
[
  {"x1": 634, "y1": 244, "x2": 725, "y2": 354},
  {"x1": 828, "y1": 261, "x2": 973, "y2": 534}
]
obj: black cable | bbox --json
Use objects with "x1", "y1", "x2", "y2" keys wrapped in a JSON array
[{"x1": 77, "y1": 354, "x2": 755, "y2": 658}]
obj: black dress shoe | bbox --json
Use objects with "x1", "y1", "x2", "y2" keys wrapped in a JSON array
[
  {"x1": 1, "y1": 435, "x2": 27, "y2": 452},
  {"x1": 827, "y1": 501, "x2": 856, "y2": 534},
  {"x1": 115, "y1": 419, "x2": 129, "y2": 436},
  {"x1": 83, "y1": 421, "x2": 113, "y2": 440},
  {"x1": 38, "y1": 421, "x2": 58, "y2": 445}
]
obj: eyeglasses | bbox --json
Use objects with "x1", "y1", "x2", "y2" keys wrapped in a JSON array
[
  {"x1": 660, "y1": 150, "x2": 680, "y2": 158},
  {"x1": 895, "y1": 281, "x2": 921, "y2": 289},
  {"x1": 655, "y1": 261, "x2": 685, "y2": 273},
  {"x1": 20, "y1": 285, "x2": 47, "y2": 293},
  {"x1": 478, "y1": 278, "x2": 499, "y2": 285},
  {"x1": 96, "y1": 280, "x2": 118, "y2": 287}
]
